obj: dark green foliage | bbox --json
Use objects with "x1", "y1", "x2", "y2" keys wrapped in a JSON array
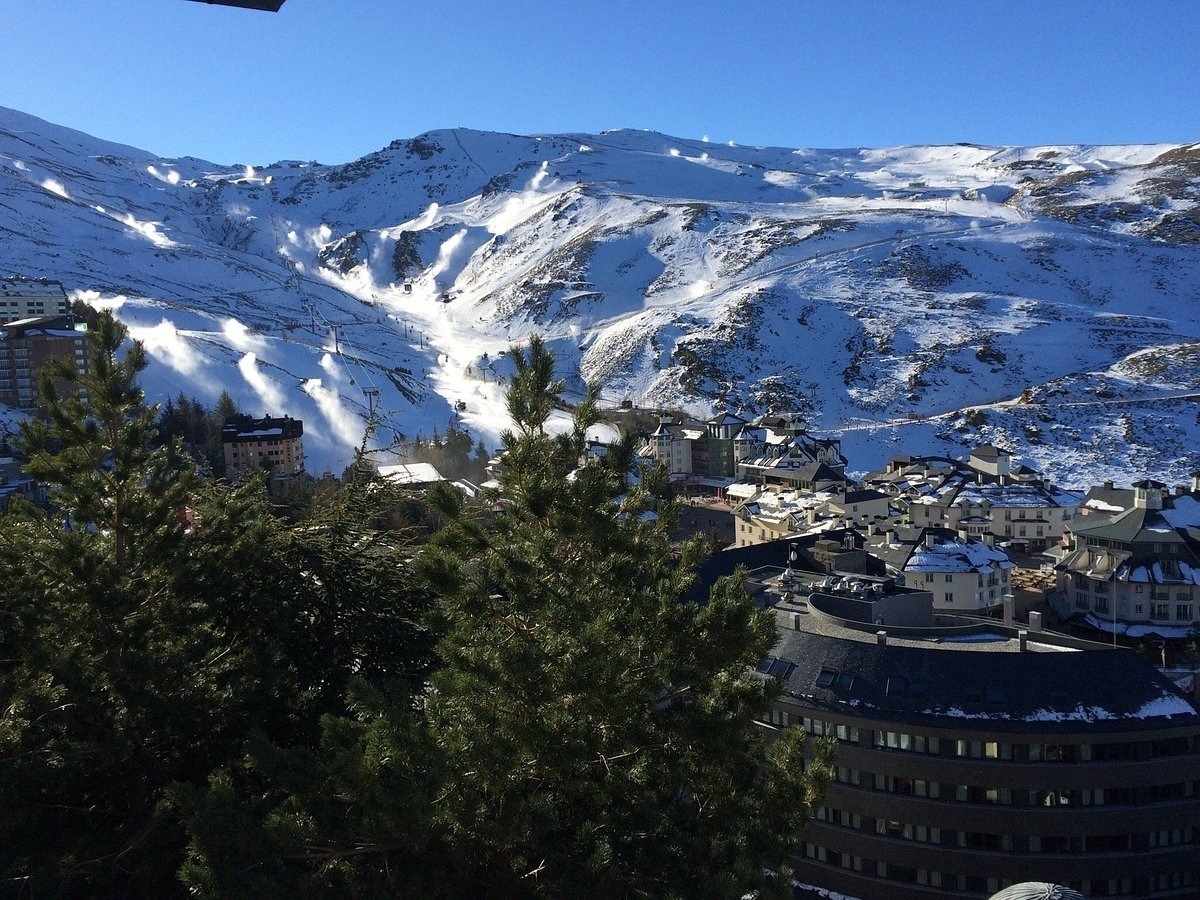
[
  {"x1": 416, "y1": 334, "x2": 832, "y2": 896},
  {"x1": 0, "y1": 314, "x2": 296, "y2": 895},
  {"x1": 0, "y1": 313, "x2": 436, "y2": 896},
  {"x1": 175, "y1": 681, "x2": 451, "y2": 899},
  {"x1": 406, "y1": 425, "x2": 487, "y2": 482},
  {"x1": 2, "y1": 319, "x2": 827, "y2": 897},
  {"x1": 156, "y1": 388, "x2": 240, "y2": 475},
  {"x1": 170, "y1": 455, "x2": 444, "y2": 896}
]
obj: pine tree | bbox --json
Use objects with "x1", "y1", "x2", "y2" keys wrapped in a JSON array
[
  {"x1": 207, "y1": 389, "x2": 240, "y2": 474},
  {"x1": 417, "y1": 335, "x2": 832, "y2": 897},
  {"x1": 173, "y1": 454, "x2": 448, "y2": 897},
  {"x1": 0, "y1": 314, "x2": 315, "y2": 895}
]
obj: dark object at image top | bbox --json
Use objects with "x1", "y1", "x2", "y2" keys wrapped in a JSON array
[{"x1": 184, "y1": 0, "x2": 286, "y2": 11}]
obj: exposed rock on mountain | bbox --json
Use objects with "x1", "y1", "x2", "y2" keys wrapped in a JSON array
[{"x1": 3, "y1": 107, "x2": 1199, "y2": 483}]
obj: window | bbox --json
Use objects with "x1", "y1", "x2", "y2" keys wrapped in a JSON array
[
  {"x1": 958, "y1": 832, "x2": 1012, "y2": 851},
  {"x1": 875, "y1": 731, "x2": 934, "y2": 753},
  {"x1": 1030, "y1": 743, "x2": 1077, "y2": 762},
  {"x1": 1030, "y1": 789, "x2": 1072, "y2": 807},
  {"x1": 955, "y1": 740, "x2": 1011, "y2": 759},
  {"x1": 886, "y1": 678, "x2": 906, "y2": 697},
  {"x1": 835, "y1": 672, "x2": 855, "y2": 689},
  {"x1": 1154, "y1": 603, "x2": 1170, "y2": 619},
  {"x1": 1149, "y1": 827, "x2": 1194, "y2": 848},
  {"x1": 944, "y1": 592, "x2": 954, "y2": 603},
  {"x1": 944, "y1": 574, "x2": 953, "y2": 583},
  {"x1": 815, "y1": 669, "x2": 836, "y2": 688},
  {"x1": 761, "y1": 708, "x2": 787, "y2": 727},
  {"x1": 816, "y1": 806, "x2": 862, "y2": 830},
  {"x1": 802, "y1": 719, "x2": 859, "y2": 743},
  {"x1": 876, "y1": 820, "x2": 941, "y2": 845},
  {"x1": 1149, "y1": 782, "x2": 1186, "y2": 802},
  {"x1": 1151, "y1": 737, "x2": 1192, "y2": 757},
  {"x1": 1091, "y1": 742, "x2": 1136, "y2": 762},
  {"x1": 954, "y1": 784, "x2": 1012, "y2": 805},
  {"x1": 1177, "y1": 604, "x2": 1193, "y2": 621}
]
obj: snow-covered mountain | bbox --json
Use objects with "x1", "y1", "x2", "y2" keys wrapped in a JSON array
[{"x1": 3, "y1": 105, "x2": 1200, "y2": 485}]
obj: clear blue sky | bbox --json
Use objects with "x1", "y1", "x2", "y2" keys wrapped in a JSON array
[{"x1": 5, "y1": 0, "x2": 1199, "y2": 165}]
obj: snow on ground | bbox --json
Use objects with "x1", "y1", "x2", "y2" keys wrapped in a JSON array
[{"x1": 4, "y1": 106, "x2": 1200, "y2": 480}]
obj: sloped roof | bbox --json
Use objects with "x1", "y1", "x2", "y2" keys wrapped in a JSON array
[
  {"x1": 1071, "y1": 506, "x2": 1187, "y2": 544},
  {"x1": 771, "y1": 624, "x2": 1197, "y2": 733},
  {"x1": 377, "y1": 462, "x2": 444, "y2": 485}
]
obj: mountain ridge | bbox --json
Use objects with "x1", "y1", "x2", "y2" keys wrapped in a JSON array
[{"x1": 3, "y1": 105, "x2": 1199, "y2": 484}]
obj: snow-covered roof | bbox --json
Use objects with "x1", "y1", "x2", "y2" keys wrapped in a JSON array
[
  {"x1": 905, "y1": 539, "x2": 1014, "y2": 574},
  {"x1": 377, "y1": 462, "x2": 445, "y2": 485},
  {"x1": 238, "y1": 427, "x2": 284, "y2": 438},
  {"x1": 725, "y1": 482, "x2": 760, "y2": 500}
]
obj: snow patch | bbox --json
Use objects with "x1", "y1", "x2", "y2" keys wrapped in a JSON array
[
  {"x1": 302, "y1": 377, "x2": 362, "y2": 447},
  {"x1": 128, "y1": 319, "x2": 204, "y2": 377},
  {"x1": 237, "y1": 352, "x2": 285, "y2": 412},
  {"x1": 41, "y1": 178, "x2": 69, "y2": 199}
]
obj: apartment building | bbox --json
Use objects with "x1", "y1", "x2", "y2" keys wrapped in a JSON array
[
  {"x1": 0, "y1": 277, "x2": 70, "y2": 324},
  {"x1": 221, "y1": 414, "x2": 305, "y2": 479},
  {"x1": 0, "y1": 315, "x2": 89, "y2": 414},
  {"x1": 729, "y1": 553, "x2": 1200, "y2": 899}
]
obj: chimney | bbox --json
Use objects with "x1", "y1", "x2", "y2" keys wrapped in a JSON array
[
  {"x1": 876, "y1": 630, "x2": 888, "y2": 646},
  {"x1": 1019, "y1": 630, "x2": 1028, "y2": 651},
  {"x1": 1178, "y1": 485, "x2": 1187, "y2": 497},
  {"x1": 1003, "y1": 594, "x2": 1014, "y2": 627},
  {"x1": 1104, "y1": 479, "x2": 1114, "y2": 490},
  {"x1": 924, "y1": 532, "x2": 936, "y2": 549},
  {"x1": 1029, "y1": 610, "x2": 1043, "y2": 632}
]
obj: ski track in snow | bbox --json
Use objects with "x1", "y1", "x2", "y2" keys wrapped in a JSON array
[{"x1": 2, "y1": 105, "x2": 1199, "y2": 482}]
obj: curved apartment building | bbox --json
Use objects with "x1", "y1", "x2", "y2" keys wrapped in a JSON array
[{"x1": 744, "y1": 562, "x2": 1200, "y2": 900}]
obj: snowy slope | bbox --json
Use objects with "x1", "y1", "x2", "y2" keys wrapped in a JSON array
[{"x1": 3, "y1": 105, "x2": 1200, "y2": 484}]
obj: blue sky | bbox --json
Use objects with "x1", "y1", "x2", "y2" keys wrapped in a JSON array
[{"x1": 5, "y1": 0, "x2": 1199, "y2": 165}]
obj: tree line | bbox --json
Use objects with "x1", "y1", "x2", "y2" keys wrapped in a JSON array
[{"x1": 0, "y1": 313, "x2": 831, "y2": 898}]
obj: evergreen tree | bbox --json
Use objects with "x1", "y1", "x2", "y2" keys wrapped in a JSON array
[
  {"x1": 417, "y1": 335, "x2": 832, "y2": 897},
  {"x1": 173, "y1": 454, "x2": 447, "y2": 896},
  {"x1": 207, "y1": 390, "x2": 240, "y2": 475},
  {"x1": 0, "y1": 314, "x2": 331, "y2": 895}
]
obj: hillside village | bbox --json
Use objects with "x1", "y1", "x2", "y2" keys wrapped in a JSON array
[
  {"x1": 8, "y1": 1, "x2": 1200, "y2": 895},
  {"x1": 7, "y1": 268, "x2": 1200, "y2": 898},
  {"x1": 637, "y1": 407, "x2": 1200, "y2": 897},
  {"x1": 9, "y1": 268, "x2": 1200, "y2": 653}
]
